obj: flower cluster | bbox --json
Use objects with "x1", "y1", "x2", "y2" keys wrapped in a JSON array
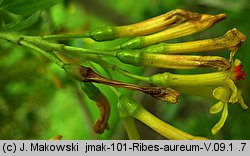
[
  {"x1": 85, "y1": 9, "x2": 247, "y2": 135},
  {"x1": 3, "y1": 9, "x2": 246, "y2": 139},
  {"x1": 209, "y1": 60, "x2": 247, "y2": 134},
  {"x1": 61, "y1": 9, "x2": 247, "y2": 136}
]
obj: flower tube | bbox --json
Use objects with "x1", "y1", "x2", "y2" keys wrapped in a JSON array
[
  {"x1": 118, "y1": 95, "x2": 208, "y2": 140},
  {"x1": 119, "y1": 13, "x2": 226, "y2": 49},
  {"x1": 149, "y1": 60, "x2": 245, "y2": 103},
  {"x1": 116, "y1": 50, "x2": 230, "y2": 70},
  {"x1": 88, "y1": 9, "x2": 200, "y2": 41},
  {"x1": 143, "y1": 28, "x2": 246, "y2": 54}
]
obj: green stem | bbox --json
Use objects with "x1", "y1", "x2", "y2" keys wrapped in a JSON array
[
  {"x1": 0, "y1": 32, "x2": 117, "y2": 58},
  {"x1": 91, "y1": 58, "x2": 151, "y2": 83},
  {"x1": 113, "y1": 66, "x2": 150, "y2": 82},
  {"x1": 19, "y1": 40, "x2": 65, "y2": 68},
  {"x1": 0, "y1": 32, "x2": 65, "y2": 68},
  {"x1": 25, "y1": 35, "x2": 117, "y2": 57},
  {"x1": 63, "y1": 46, "x2": 117, "y2": 57},
  {"x1": 42, "y1": 32, "x2": 90, "y2": 40},
  {"x1": 0, "y1": 32, "x2": 22, "y2": 43},
  {"x1": 122, "y1": 115, "x2": 141, "y2": 140},
  {"x1": 117, "y1": 100, "x2": 141, "y2": 140}
]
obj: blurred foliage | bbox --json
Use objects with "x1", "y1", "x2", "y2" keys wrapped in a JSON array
[{"x1": 0, "y1": 0, "x2": 250, "y2": 139}]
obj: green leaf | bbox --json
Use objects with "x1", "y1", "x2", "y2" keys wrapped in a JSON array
[
  {"x1": 2, "y1": 11, "x2": 41, "y2": 31},
  {"x1": 1, "y1": 0, "x2": 62, "y2": 16}
]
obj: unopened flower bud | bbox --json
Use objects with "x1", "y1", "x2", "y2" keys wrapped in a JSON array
[
  {"x1": 120, "y1": 13, "x2": 226, "y2": 49},
  {"x1": 89, "y1": 9, "x2": 200, "y2": 41}
]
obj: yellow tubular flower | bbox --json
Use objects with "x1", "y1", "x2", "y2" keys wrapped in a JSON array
[
  {"x1": 150, "y1": 60, "x2": 245, "y2": 102},
  {"x1": 147, "y1": 59, "x2": 247, "y2": 134},
  {"x1": 143, "y1": 28, "x2": 246, "y2": 54},
  {"x1": 119, "y1": 13, "x2": 226, "y2": 49},
  {"x1": 89, "y1": 9, "x2": 200, "y2": 41},
  {"x1": 116, "y1": 51, "x2": 230, "y2": 70}
]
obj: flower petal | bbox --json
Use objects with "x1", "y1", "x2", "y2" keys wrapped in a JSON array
[
  {"x1": 234, "y1": 59, "x2": 241, "y2": 66},
  {"x1": 212, "y1": 86, "x2": 231, "y2": 103},
  {"x1": 210, "y1": 101, "x2": 224, "y2": 114},
  {"x1": 226, "y1": 80, "x2": 238, "y2": 103},
  {"x1": 237, "y1": 90, "x2": 248, "y2": 109},
  {"x1": 212, "y1": 103, "x2": 228, "y2": 135}
]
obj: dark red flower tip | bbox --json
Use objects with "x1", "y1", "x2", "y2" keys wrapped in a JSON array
[{"x1": 234, "y1": 65, "x2": 246, "y2": 80}]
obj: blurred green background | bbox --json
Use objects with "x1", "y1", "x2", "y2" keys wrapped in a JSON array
[{"x1": 0, "y1": 0, "x2": 250, "y2": 139}]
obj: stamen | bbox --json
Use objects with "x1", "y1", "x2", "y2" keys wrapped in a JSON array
[{"x1": 234, "y1": 65, "x2": 246, "y2": 80}]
